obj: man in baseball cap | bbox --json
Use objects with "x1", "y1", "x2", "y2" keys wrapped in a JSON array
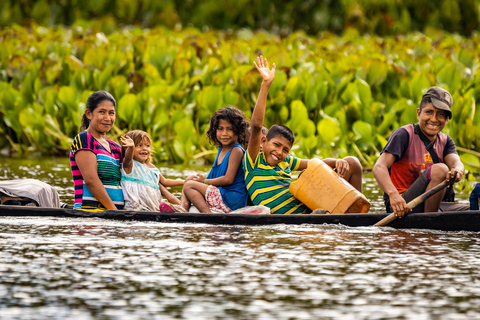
[
  {"x1": 373, "y1": 86, "x2": 468, "y2": 217},
  {"x1": 422, "y1": 86, "x2": 453, "y2": 119}
]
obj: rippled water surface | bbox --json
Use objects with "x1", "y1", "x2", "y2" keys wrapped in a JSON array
[{"x1": 0, "y1": 157, "x2": 479, "y2": 319}]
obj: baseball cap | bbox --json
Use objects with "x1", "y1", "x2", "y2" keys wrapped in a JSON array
[{"x1": 422, "y1": 86, "x2": 453, "y2": 118}]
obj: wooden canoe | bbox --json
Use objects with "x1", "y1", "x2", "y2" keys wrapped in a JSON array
[{"x1": 0, "y1": 205, "x2": 479, "y2": 231}]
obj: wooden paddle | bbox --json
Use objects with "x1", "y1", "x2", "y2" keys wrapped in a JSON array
[{"x1": 374, "y1": 174, "x2": 456, "y2": 227}]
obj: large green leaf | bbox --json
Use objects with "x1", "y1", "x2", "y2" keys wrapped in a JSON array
[
  {"x1": 366, "y1": 60, "x2": 388, "y2": 87},
  {"x1": 460, "y1": 153, "x2": 480, "y2": 172},
  {"x1": 437, "y1": 63, "x2": 462, "y2": 93},
  {"x1": 57, "y1": 86, "x2": 78, "y2": 111},
  {"x1": 287, "y1": 100, "x2": 308, "y2": 131},
  {"x1": 352, "y1": 120, "x2": 373, "y2": 141},
  {"x1": 285, "y1": 76, "x2": 303, "y2": 102},
  {"x1": 202, "y1": 86, "x2": 223, "y2": 113},
  {"x1": 304, "y1": 85, "x2": 318, "y2": 111},
  {"x1": 317, "y1": 117, "x2": 341, "y2": 146},
  {"x1": 117, "y1": 93, "x2": 139, "y2": 124},
  {"x1": 409, "y1": 73, "x2": 431, "y2": 102}
]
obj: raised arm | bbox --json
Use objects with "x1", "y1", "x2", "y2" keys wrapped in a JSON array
[
  {"x1": 248, "y1": 56, "x2": 276, "y2": 161},
  {"x1": 120, "y1": 135, "x2": 134, "y2": 174}
]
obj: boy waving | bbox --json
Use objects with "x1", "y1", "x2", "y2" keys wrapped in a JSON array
[{"x1": 244, "y1": 56, "x2": 363, "y2": 214}]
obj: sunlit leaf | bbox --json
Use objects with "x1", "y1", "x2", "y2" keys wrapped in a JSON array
[
  {"x1": 288, "y1": 100, "x2": 308, "y2": 130},
  {"x1": 460, "y1": 153, "x2": 480, "y2": 172},
  {"x1": 285, "y1": 76, "x2": 303, "y2": 101},
  {"x1": 57, "y1": 86, "x2": 78, "y2": 111},
  {"x1": 317, "y1": 117, "x2": 341, "y2": 146},
  {"x1": 304, "y1": 86, "x2": 318, "y2": 111},
  {"x1": 366, "y1": 60, "x2": 388, "y2": 87},
  {"x1": 117, "y1": 93, "x2": 139, "y2": 124},
  {"x1": 203, "y1": 86, "x2": 223, "y2": 112},
  {"x1": 19, "y1": 106, "x2": 44, "y2": 127},
  {"x1": 437, "y1": 63, "x2": 462, "y2": 93},
  {"x1": 223, "y1": 85, "x2": 239, "y2": 106}
]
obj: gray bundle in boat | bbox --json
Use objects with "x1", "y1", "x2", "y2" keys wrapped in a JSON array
[{"x1": 0, "y1": 179, "x2": 61, "y2": 208}]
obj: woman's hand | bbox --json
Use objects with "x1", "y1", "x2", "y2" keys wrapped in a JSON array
[{"x1": 254, "y1": 55, "x2": 276, "y2": 86}]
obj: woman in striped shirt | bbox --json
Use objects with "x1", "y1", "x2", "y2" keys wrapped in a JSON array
[{"x1": 70, "y1": 91, "x2": 124, "y2": 211}]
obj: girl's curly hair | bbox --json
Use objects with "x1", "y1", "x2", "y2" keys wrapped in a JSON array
[
  {"x1": 206, "y1": 106, "x2": 249, "y2": 149},
  {"x1": 121, "y1": 130, "x2": 154, "y2": 164}
]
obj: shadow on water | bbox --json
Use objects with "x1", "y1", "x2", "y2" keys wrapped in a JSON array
[{"x1": 0, "y1": 157, "x2": 479, "y2": 319}]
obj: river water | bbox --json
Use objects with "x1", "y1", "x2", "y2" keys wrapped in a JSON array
[{"x1": 0, "y1": 157, "x2": 479, "y2": 320}]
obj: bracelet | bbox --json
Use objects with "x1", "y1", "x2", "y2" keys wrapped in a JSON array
[{"x1": 204, "y1": 178, "x2": 208, "y2": 185}]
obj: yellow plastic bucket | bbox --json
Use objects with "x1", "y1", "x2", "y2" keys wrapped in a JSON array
[{"x1": 289, "y1": 158, "x2": 370, "y2": 214}]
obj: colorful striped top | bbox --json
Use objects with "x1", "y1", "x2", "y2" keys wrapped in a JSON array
[
  {"x1": 70, "y1": 131, "x2": 124, "y2": 211},
  {"x1": 243, "y1": 151, "x2": 306, "y2": 214}
]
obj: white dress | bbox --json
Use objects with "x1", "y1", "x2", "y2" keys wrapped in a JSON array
[{"x1": 121, "y1": 160, "x2": 162, "y2": 211}]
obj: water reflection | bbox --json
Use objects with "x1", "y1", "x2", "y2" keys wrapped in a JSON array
[
  {"x1": 0, "y1": 218, "x2": 479, "y2": 319},
  {"x1": 1, "y1": 157, "x2": 479, "y2": 319}
]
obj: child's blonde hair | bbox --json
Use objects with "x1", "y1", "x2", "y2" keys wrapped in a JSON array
[{"x1": 122, "y1": 130, "x2": 154, "y2": 163}]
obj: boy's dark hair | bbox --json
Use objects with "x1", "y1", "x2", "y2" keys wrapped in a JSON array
[
  {"x1": 121, "y1": 130, "x2": 154, "y2": 163},
  {"x1": 266, "y1": 125, "x2": 295, "y2": 145},
  {"x1": 206, "y1": 106, "x2": 249, "y2": 149},
  {"x1": 81, "y1": 91, "x2": 116, "y2": 129}
]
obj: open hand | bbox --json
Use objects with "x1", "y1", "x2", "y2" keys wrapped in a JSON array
[
  {"x1": 120, "y1": 135, "x2": 134, "y2": 148},
  {"x1": 254, "y1": 55, "x2": 276, "y2": 85}
]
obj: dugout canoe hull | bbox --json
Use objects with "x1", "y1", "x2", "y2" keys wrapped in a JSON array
[{"x1": 0, "y1": 205, "x2": 479, "y2": 231}]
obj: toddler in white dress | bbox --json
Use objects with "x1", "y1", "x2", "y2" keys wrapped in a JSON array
[{"x1": 120, "y1": 130, "x2": 184, "y2": 211}]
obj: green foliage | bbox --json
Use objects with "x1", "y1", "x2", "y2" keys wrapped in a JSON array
[
  {"x1": 1, "y1": 25, "x2": 480, "y2": 170},
  {"x1": 1, "y1": 0, "x2": 479, "y2": 37}
]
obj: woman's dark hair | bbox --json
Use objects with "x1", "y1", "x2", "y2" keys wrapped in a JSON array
[
  {"x1": 81, "y1": 91, "x2": 117, "y2": 129},
  {"x1": 206, "y1": 106, "x2": 249, "y2": 149}
]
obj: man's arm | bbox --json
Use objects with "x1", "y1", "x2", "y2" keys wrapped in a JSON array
[
  {"x1": 248, "y1": 56, "x2": 276, "y2": 162},
  {"x1": 373, "y1": 152, "x2": 410, "y2": 217}
]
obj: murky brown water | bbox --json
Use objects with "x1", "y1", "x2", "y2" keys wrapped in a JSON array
[{"x1": 0, "y1": 157, "x2": 478, "y2": 319}]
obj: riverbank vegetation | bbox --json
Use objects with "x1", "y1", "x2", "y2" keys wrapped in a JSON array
[{"x1": 1, "y1": 25, "x2": 480, "y2": 174}]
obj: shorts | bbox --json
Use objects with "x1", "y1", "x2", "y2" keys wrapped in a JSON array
[
  {"x1": 386, "y1": 167, "x2": 470, "y2": 213},
  {"x1": 205, "y1": 185, "x2": 232, "y2": 213}
]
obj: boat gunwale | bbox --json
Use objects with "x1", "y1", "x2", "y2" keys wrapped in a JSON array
[{"x1": 0, "y1": 205, "x2": 479, "y2": 231}]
